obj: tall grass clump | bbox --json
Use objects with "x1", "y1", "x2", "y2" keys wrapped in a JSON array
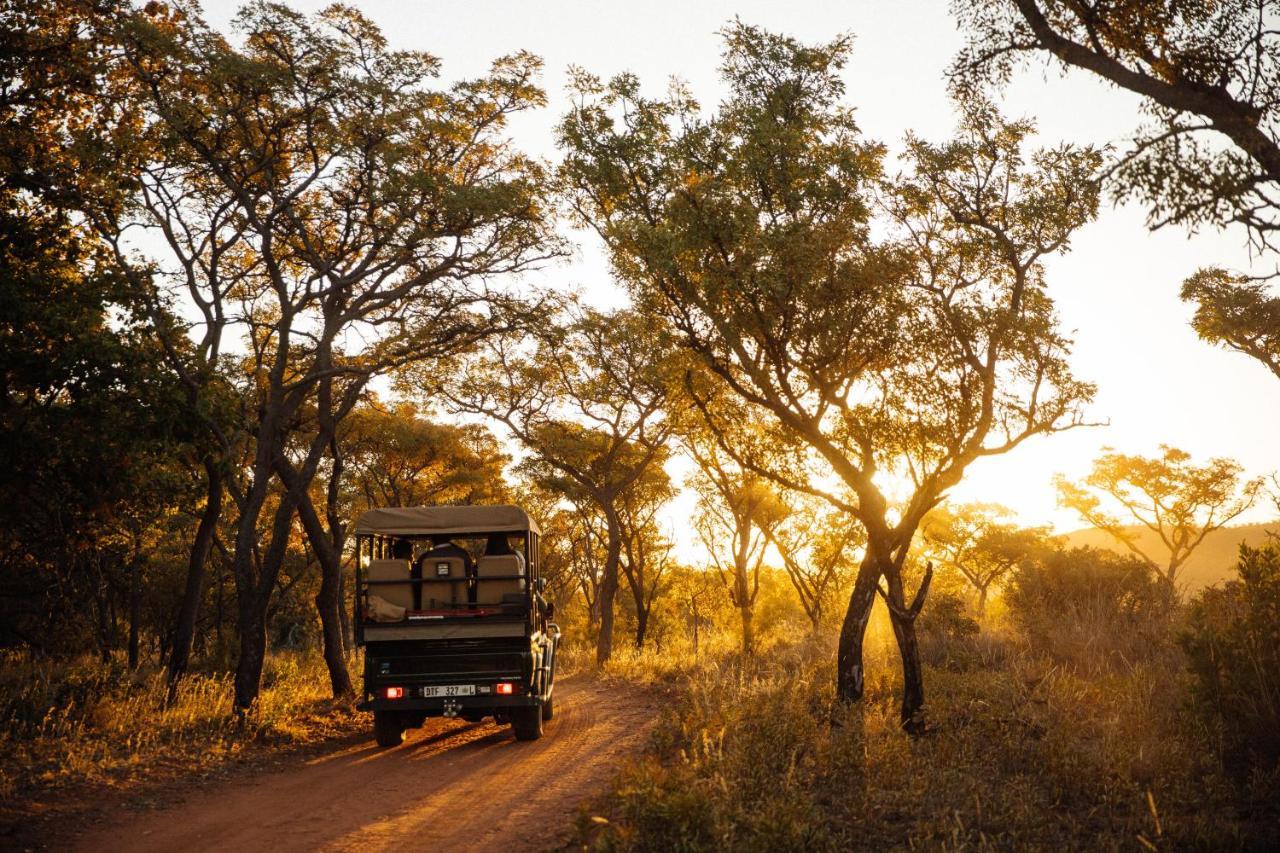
[{"x1": 0, "y1": 651, "x2": 362, "y2": 801}]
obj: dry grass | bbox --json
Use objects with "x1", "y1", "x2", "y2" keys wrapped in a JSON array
[
  {"x1": 575, "y1": 609, "x2": 1276, "y2": 851},
  {"x1": 0, "y1": 650, "x2": 364, "y2": 805}
]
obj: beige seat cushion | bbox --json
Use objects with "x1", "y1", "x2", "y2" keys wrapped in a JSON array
[
  {"x1": 475, "y1": 554, "x2": 525, "y2": 606},
  {"x1": 419, "y1": 555, "x2": 467, "y2": 609},
  {"x1": 366, "y1": 559, "x2": 413, "y2": 612}
]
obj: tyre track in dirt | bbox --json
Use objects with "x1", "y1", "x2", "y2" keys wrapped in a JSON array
[{"x1": 72, "y1": 675, "x2": 657, "y2": 853}]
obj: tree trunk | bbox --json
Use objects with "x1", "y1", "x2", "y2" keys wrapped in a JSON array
[
  {"x1": 233, "y1": 589, "x2": 271, "y2": 716},
  {"x1": 127, "y1": 558, "x2": 141, "y2": 670},
  {"x1": 836, "y1": 551, "x2": 882, "y2": 701},
  {"x1": 595, "y1": 507, "x2": 623, "y2": 665},
  {"x1": 280, "y1": 465, "x2": 353, "y2": 699},
  {"x1": 167, "y1": 460, "x2": 223, "y2": 700},
  {"x1": 338, "y1": 569, "x2": 352, "y2": 653},
  {"x1": 231, "y1": 482, "x2": 294, "y2": 713},
  {"x1": 314, "y1": 562, "x2": 352, "y2": 697},
  {"x1": 739, "y1": 602, "x2": 754, "y2": 656},
  {"x1": 634, "y1": 605, "x2": 649, "y2": 649},
  {"x1": 887, "y1": 608, "x2": 926, "y2": 730},
  {"x1": 95, "y1": 564, "x2": 112, "y2": 665}
]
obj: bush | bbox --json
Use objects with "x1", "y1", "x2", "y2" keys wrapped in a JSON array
[
  {"x1": 917, "y1": 590, "x2": 983, "y2": 670},
  {"x1": 1181, "y1": 544, "x2": 1280, "y2": 780},
  {"x1": 1006, "y1": 547, "x2": 1174, "y2": 670}
]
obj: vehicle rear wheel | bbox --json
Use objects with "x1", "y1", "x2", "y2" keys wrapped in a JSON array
[
  {"x1": 541, "y1": 694, "x2": 554, "y2": 721},
  {"x1": 374, "y1": 710, "x2": 406, "y2": 747},
  {"x1": 511, "y1": 706, "x2": 543, "y2": 741}
]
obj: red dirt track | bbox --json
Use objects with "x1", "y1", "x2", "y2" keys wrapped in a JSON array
[{"x1": 72, "y1": 675, "x2": 656, "y2": 853}]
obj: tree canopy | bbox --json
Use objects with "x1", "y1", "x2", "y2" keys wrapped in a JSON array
[{"x1": 558, "y1": 22, "x2": 1100, "y2": 723}]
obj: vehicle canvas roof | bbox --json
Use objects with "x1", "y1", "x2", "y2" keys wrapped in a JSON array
[{"x1": 353, "y1": 504, "x2": 540, "y2": 536}]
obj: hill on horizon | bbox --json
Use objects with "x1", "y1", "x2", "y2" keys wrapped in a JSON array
[{"x1": 1060, "y1": 520, "x2": 1279, "y2": 592}]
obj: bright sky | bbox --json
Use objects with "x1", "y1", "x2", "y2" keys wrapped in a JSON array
[{"x1": 199, "y1": 0, "x2": 1280, "y2": 557}]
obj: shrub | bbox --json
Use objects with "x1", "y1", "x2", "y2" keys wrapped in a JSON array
[
  {"x1": 917, "y1": 590, "x2": 983, "y2": 670},
  {"x1": 1006, "y1": 547, "x2": 1174, "y2": 670},
  {"x1": 1181, "y1": 543, "x2": 1280, "y2": 780}
]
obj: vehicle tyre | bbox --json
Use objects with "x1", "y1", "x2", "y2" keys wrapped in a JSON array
[
  {"x1": 541, "y1": 694, "x2": 554, "y2": 721},
  {"x1": 374, "y1": 710, "x2": 406, "y2": 747},
  {"x1": 511, "y1": 706, "x2": 543, "y2": 741}
]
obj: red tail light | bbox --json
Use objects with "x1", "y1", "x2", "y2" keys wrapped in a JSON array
[
  {"x1": 495, "y1": 682, "x2": 514, "y2": 695},
  {"x1": 385, "y1": 686, "x2": 404, "y2": 700}
]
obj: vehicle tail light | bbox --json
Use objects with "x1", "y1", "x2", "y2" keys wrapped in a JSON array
[
  {"x1": 385, "y1": 686, "x2": 404, "y2": 700},
  {"x1": 495, "y1": 682, "x2": 515, "y2": 695}
]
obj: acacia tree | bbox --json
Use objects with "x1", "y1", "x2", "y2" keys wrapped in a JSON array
[
  {"x1": 953, "y1": 1, "x2": 1280, "y2": 385},
  {"x1": 433, "y1": 306, "x2": 675, "y2": 663},
  {"x1": 921, "y1": 503, "x2": 1049, "y2": 615},
  {"x1": 559, "y1": 25, "x2": 1099, "y2": 724},
  {"x1": 100, "y1": 3, "x2": 557, "y2": 710},
  {"x1": 340, "y1": 402, "x2": 511, "y2": 510},
  {"x1": 765, "y1": 496, "x2": 863, "y2": 631},
  {"x1": 616, "y1": 466, "x2": 677, "y2": 648},
  {"x1": 1056, "y1": 445, "x2": 1263, "y2": 589},
  {"x1": 680, "y1": 399, "x2": 788, "y2": 655},
  {"x1": 666, "y1": 566, "x2": 724, "y2": 657}
]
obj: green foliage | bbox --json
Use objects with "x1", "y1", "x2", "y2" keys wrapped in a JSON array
[
  {"x1": 952, "y1": 0, "x2": 1280, "y2": 250},
  {"x1": 1007, "y1": 547, "x2": 1175, "y2": 670},
  {"x1": 1181, "y1": 544, "x2": 1280, "y2": 779},
  {"x1": 0, "y1": 205, "x2": 193, "y2": 653},
  {"x1": 1182, "y1": 268, "x2": 1280, "y2": 382}
]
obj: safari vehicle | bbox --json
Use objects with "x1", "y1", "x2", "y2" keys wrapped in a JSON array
[{"x1": 352, "y1": 505, "x2": 559, "y2": 745}]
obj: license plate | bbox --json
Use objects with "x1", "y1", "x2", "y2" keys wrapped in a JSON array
[{"x1": 421, "y1": 684, "x2": 475, "y2": 697}]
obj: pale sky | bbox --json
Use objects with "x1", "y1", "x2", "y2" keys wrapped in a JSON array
[{"x1": 199, "y1": 0, "x2": 1280, "y2": 557}]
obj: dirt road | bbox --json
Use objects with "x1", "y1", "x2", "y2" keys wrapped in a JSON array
[{"x1": 72, "y1": 675, "x2": 656, "y2": 853}]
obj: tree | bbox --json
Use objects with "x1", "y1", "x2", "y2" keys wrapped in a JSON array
[
  {"x1": 766, "y1": 495, "x2": 863, "y2": 631},
  {"x1": 513, "y1": 484, "x2": 579, "y2": 611},
  {"x1": 921, "y1": 503, "x2": 1049, "y2": 615},
  {"x1": 434, "y1": 306, "x2": 676, "y2": 663},
  {"x1": 0, "y1": 207, "x2": 192, "y2": 660},
  {"x1": 558, "y1": 24, "x2": 1099, "y2": 725},
  {"x1": 953, "y1": 1, "x2": 1280, "y2": 387},
  {"x1": 953, "y1": 0, "x2": 1280, "y2": 250},
  {"x1": 0, "y1": 0, "x2": 224, "y2": 691},
  {"x1": 1056, "y1": 445, "x2": 1263, "y2": 590},
  {"x1": 616, "y1": 465, "x2": 677, "y2": 648},
  {"x1": 682, "y1": 404, "x2": 788, "y2": 655},
  {"x1": 100, "y1": 2, "x2": 557, "y2": 711},
  {"x1": 665, "y1": 565, "x2": 725, "y2": 657},
  {"x1": 341, "y1": 402, "x2": 511, "y2": 510}
]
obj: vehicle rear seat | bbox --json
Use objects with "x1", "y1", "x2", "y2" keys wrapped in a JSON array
[
  {"x1": 366, "y1": 558, "x2": 413, "y2": 616},
  {"x1": 474, "y1": 554, "x2": 525, "y2": 607},
  {"x1": 419, "y1": 555, "x2": 467, "y2": 609}
]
